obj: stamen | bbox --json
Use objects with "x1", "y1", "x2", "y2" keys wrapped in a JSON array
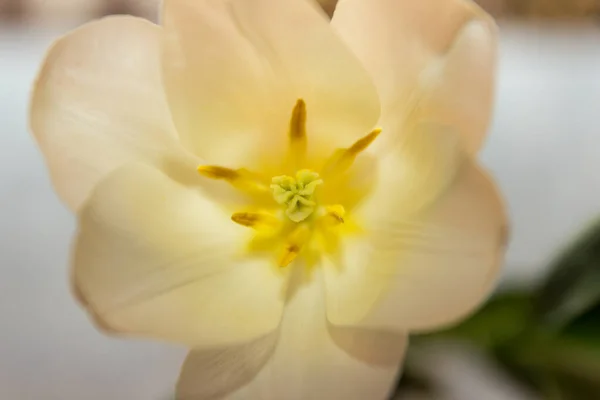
[
  {"x1": 197, "y1": 165, "x2": 240, "y2": 180},
  {"x1": 231, "y1": 212, "x2": 280, "y2": 230},
  {"x1": 279, "y1": 224, "x2": 311, "y2": 267},
  {"x1": 289, "y1": 99, "x2": 307, "y2": 142},
  {"x1": 288, "y1": 99, "x2": 307, "y2": 166},
  {"x1": 322, "y1": 128, "x2": 382, "y2": 175},
  {"x1": 347, "y1": 128, "x2": 382, "y2": 156},
  {"x1": 325, "y1": 205, "x2": 346, "y2": 225},
  {"x1": 198, "y1": 165, "x2": 269, "y2": 193},
  {"x1": 315, "y1": 204, "x2": 346, "y2": 230}
]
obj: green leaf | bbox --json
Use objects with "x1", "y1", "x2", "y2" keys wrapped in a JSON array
[
  {"x1": 496, "y1": 304, "x2": 600, "y2": 394},
  {"x1": 416, "y1": 291, "x2": 535, "y2": 349},
  {"x1": 536, "y1": 219, "x2": 600, "y2": 329}
]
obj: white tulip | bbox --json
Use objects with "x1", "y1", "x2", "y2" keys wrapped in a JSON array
[{"x1": 29, "y1": 0, "x2": 507, "y2": 398}]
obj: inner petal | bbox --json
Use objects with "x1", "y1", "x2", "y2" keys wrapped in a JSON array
[{"x1": 161, "y1": 0, "x2": 381, "y2": 168}]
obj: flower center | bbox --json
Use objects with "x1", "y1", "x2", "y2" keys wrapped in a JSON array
[
  {"x1": 270, "y1": 170, "x2": 323, "y2": 223},
  {"x1": 196, "y1": 99, "x2": 380, "y2": 268}
]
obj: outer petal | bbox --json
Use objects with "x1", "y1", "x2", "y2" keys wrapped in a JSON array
[
  {"x1": 325, "y1": 155, "x2": 508, "y2": 332},
  {"x1": 197, "y1": 270, "x2": 407, "y2": 400},
  {"x1": 30, "y1": 16, "x2": 194, "y2": 212},
  {"x1": 161, "y1": 0, "x2": 380, "y2": 167},
  {"x1": 73, "y1": 163, "x2": 285, "y2": 347},
  {"x1": 177, "y1": 333, "x2": 278, "y2": 400},
  {"x1": 332, "y1": 0, "x2": 498, "y2": 153}
]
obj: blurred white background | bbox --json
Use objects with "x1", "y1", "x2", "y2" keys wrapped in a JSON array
[
  {"x1": 1, "y1": 15, "x2": 600, "y2": 400},
  {"x1": 0, "y1": 24, "x2": 186, "y2": 400}
]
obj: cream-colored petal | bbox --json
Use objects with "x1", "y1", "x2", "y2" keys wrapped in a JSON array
[
  {"x1": 177, "y1": 333, "x2": 278, "y2": 400},
  {"x1": 332, "y1": 0, "x2": 498, "y2": 154},
  {"x1": 325, "y1": 158, "x2": 507, "y2": 332},
  {"x1": 30, "y1": 16, "x2": 193, "y2": 212},
  {"x1": 215, "y1": 268, "x2": 407, "y2": 400},
  {"x1": 363, "y1": 122, "x2": 465, "y2": 219},
  {"x1": 73, "y1": 163, "x2": 286, "y2": 347},
  {"x1": 161, "y1": 0, "x2": 380, "y2": 168}
]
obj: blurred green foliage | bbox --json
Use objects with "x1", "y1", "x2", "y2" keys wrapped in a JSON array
[{"x1": 397, "y1": 221, "x2": 600, "y2": 399}]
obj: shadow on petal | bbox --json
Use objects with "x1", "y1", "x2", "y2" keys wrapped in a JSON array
[{"x1": 328, "y1": 323, "x2": 408, "y2": 367}]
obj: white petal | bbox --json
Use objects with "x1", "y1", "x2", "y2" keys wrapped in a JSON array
[
  {"x1": 73, "y1": 163, "x2": 286, "y2": 347},
  {"x1": 332, "y1": 0, "x2": 498, "y2": 153},
  {"x1": 213, "y1": 269, "x2": 407, "y2": 400},
  {"x1": 177, "y1": 333, "x2": 278, "y2": 400},
  {"x1": 161, "y1": 0, "x2": 380, "y2": 167},
  {"x1": 30, "y1": 16, "x2": 191, "y2": 211},
  {"x1": 363, "y1": 123, "x2": 465, "y2": 219},
  {"x1": 325, "y1": 159, "x2": 508, "y2": 332}
]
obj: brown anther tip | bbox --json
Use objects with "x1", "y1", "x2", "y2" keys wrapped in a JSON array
[
  {"x1": 371, "y1": 127, "x2": 383, "y2": 137},
  {"x1": 349, "y1": 127, "x2": 383, "y2": 154},
  {"x1": 279, "y1": 247, "x2": 300, "y2": 268},
  {"x1": 326, "y1": 213, "x2": 345, "y2": 225},
  {"x1": 289, "y1": 99, "x2": 307, "y2": 141},
  {"x1": 231, "y1": 211, "x2": 280, "y2": 230},
  {"x1": 197, "y1": 165, "x2": 239, "y2": 180},
  {"x1": 231, "y1": 213, "x2": 257, "y2": 227},
  {"x1": 287, "y1": 244, "x2": 301, "y2": 253},
  {"x1": 324, "y1": 205, "x2": 346, "y2": 225}
]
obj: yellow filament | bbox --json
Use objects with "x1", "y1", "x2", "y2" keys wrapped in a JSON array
[
  {"x1": 197, "y1": 165, "x2": 240, "y2": 180},
  {"x1": 279, "y1": 224, "x2": 311, "y2": 267},
  {"x1": 323, "y1": 128, "x2": 382, "y2": 175},
  {"x1": 197, "y1": 165, "x2": 268, "y2": 193},
  {"x1": 348, "y1": 128, "x2": 382, "y2": 155},
  {"x1": 231, "y1": 212, "x2": 280, "y2": 230}
]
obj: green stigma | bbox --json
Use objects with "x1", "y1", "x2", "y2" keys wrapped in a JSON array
[{"x1": 270, "y1": 170, "x2": 323, "y2": 222}]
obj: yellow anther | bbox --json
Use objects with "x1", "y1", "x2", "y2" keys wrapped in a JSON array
[
  {"x1": 348, "y1": 128, "x2": 382, "y2": 156},
  {"x1": 289, "y1": 99, "x2": 307, "y2": 141},
  {"x1": 279, "y1": 224, "x2": 311, "y2": 267},
  {"x1": 316, "y1": 205, "x2": 346, "y2": 230},
  {"x1": 197, "y1": 165, "x2": 240, "y2": 180},
  {"x1": 325, "y1": 205, "x2": 346, "y2": 225},
  {"x1": 322, "y1": 128, "x2": 382, "y2": 176},
  {"x1": 231, "y1": 212, "x2": 280, "y2": 230},
  {"x1": 279, "y1": 247, "x2": 300, "y2": 268},
  {"x1": 288, "y1": 99, "x2": 307, "y2": 167},
  {"x1": 198, "y1": 165, "x2": 269, "y2": 193}
]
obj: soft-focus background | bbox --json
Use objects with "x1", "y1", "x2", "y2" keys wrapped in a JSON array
[{"x1": 1, "y1": 1, "x2": 599, "y2": 399}]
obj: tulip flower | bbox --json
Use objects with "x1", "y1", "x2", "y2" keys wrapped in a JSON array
[{"x1": 30, "y1": 0, "x2": 507, "y2": 398}]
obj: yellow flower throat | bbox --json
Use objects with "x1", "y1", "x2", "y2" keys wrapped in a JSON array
[{"x1": 197, "y1": 99, "x2": 380, "y2": 268}]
